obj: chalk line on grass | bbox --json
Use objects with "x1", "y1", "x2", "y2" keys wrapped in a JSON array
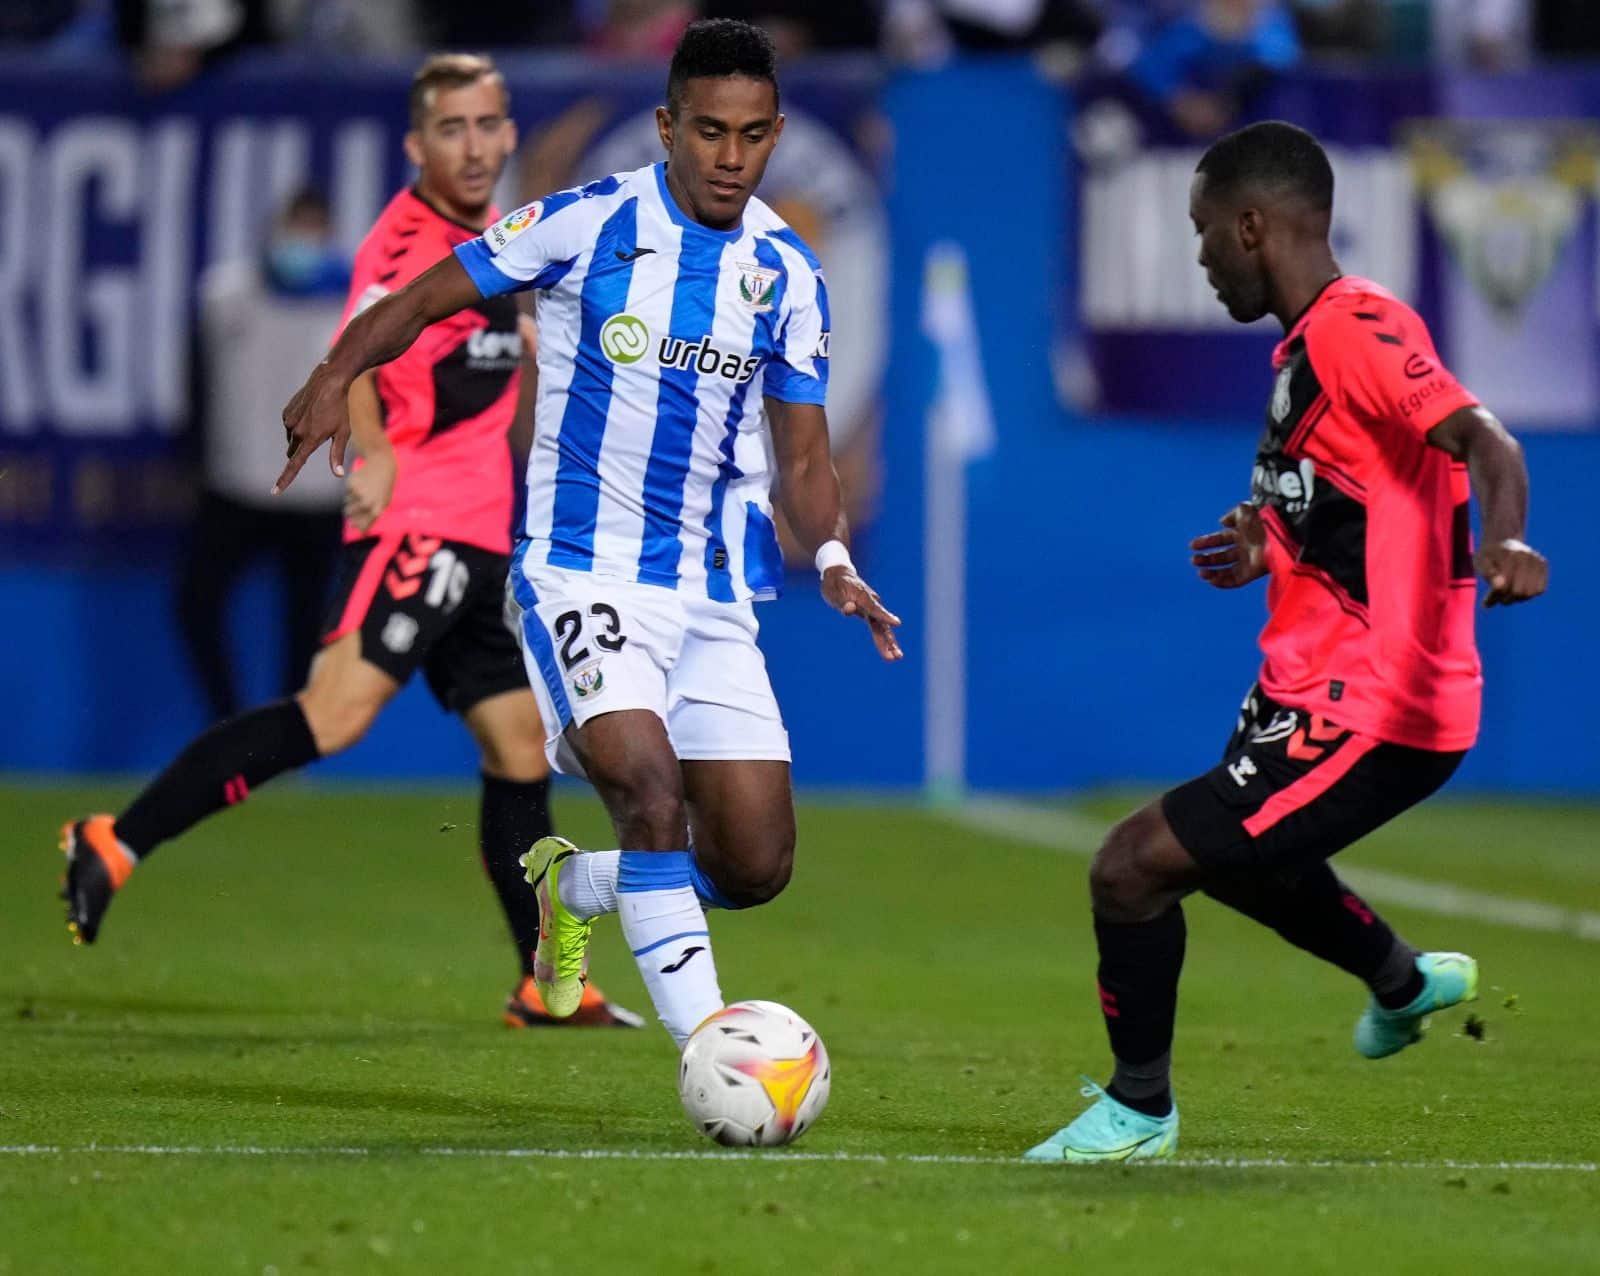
[
  {"x1": 1, "y1": 1145, "x2": 1593, "y2": 1173},
  {"x1": 943, "y1": 798, "x2": 1600, "y2": 942}
]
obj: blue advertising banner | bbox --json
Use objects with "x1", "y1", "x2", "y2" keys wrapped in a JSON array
[
  {"x1": 0, "y1": 53, "x2": 887, "y2": 564},
  {"x1": 1064, "y1": 68, "x2": 1600, "y2": 432}
]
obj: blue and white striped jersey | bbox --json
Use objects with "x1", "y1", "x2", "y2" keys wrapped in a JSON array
[{"x1": 454, "y1": 162, "x2": 830, "y2": 603}]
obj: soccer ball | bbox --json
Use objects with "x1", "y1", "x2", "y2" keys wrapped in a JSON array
[{"x1": 678, "y1": 1000, "x2": 831, "y2": 1147}]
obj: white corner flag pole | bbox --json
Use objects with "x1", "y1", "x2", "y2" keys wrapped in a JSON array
[{"x1": 921, "y1": 242, "x2": 996, "y2": 806}]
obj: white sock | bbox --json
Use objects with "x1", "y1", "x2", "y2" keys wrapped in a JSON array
[
  {"x1": 559, "y1": 848, "x2": 732, "y2": 918},
  {"x1": 617, "y1": 851, "x2": 723, "y2": 1046},
  {"x1": 557, "y1": 850, "x2": 620, "y2": 921}
]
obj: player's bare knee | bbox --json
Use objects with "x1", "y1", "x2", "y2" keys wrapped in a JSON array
[
  {"x1": 612, "y1": 782, "x2": 689, "y2": 849},
  {"x1": 295, "y1": 688, "x2": 380, "y2": 755},
  {"x1": 717, "y1": 832, "x2": 794, "y2": 908},
  {"x1": 1090, "y1": 819, "x2": 1156, "y2": 920},
  {"x1": 477, "y1": 730, "x2": 546, "y2": 783}
]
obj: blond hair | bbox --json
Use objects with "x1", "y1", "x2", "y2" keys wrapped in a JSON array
[{"x1": 408, "y1": 53, "x2": 508, "y2": 128}]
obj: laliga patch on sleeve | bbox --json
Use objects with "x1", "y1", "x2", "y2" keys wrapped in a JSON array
[{"x1": 486, "y1": 201, "x2": 542, "y2": 254}]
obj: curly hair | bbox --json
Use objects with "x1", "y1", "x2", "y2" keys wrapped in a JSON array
[{"x1": 666, "y1": 19, "x2": 779, "y2": 116}]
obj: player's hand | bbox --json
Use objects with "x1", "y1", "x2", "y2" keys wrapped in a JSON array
[
  {"x1": 822, "y1": 566, "x2": 903, "y2": 662},
  {"x1": 1476, "y1": 538, "x2": 1547, "y2": 608},
  {"x1": 275, "y1": 361, "x2": 352, "y2": 494},
  {"x1": 343, "y1": 448, "x2": 396, "y2": 534},
  {"x1": 1191, "y1": 503, "x2": 1268, "y2": 589}
]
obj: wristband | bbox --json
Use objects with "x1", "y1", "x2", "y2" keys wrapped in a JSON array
[{"x1": 814, "y1": 539, "x2": 854, "y2": 575}]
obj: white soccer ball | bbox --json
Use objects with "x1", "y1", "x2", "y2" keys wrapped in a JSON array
[{"x1": 678, "y1": 1000, "x2": 831, "y2": 1147}]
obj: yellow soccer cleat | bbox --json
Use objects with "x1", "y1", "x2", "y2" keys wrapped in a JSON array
[{"x1": 518, "y1": 836, "x2": 594, "y2": 1019}]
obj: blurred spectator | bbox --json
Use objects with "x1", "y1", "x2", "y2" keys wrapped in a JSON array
[
  {"x1": 583, "y1": 0, "x2": 695, "y2": 57},
  {"x1": 0, "y1": 0, "x2": 79, "y2": 43},
  {"x1": 115, "y1": 0, "x2": 274, "y2": 90},
  {"x1": 417, "y1": 0, "x2": 580, "y2": 47},
  {"x1": 886, "y1": 0, "x2": 1101, "y2": 62},
  {"x1": 702, "y1": 0, "x2": 882, "y2": 55},
  {"x1": 277, "y1": 0, "x2": 423, "y2": 54},
  {"x1": 1107, "y1": 0, "x2": 1300, "y2": 138},
  {"x1": 1536, "y1": 0, "x2": 1600, "y2": 56},
  {"x1": 1431, "y1": 0, "x2": 1531, "y2": 70},
  {"x1": 178, "y1": 187, "x2": 345, "y2": 721},
  {"x1": 1290, "y1": 0, "x2": 1383, "y2": 56}
]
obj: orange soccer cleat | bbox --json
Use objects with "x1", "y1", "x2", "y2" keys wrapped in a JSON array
[
  {"x1": 59, "y1": 815, "x2": 137, "y2": 946},
  {"x1": 503, "y1": 976, "x2": 644, "y2": 1029}
]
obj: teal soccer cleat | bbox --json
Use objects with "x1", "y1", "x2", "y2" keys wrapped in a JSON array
[
  {"x1": 1023, "y1": 1081, "x2": 1179, "y2": 1163},
  {"x1": 1355, "y1": 951, "x2": 1479, "y2": 1060}
]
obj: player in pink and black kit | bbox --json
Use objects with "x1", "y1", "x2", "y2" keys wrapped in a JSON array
[
  {"x1": 59, "y1": 54, "x2": 637, "y2": 1029},
  {"x1": 1027, "y1": 122, "x2": 1548, "y2": 1162}
]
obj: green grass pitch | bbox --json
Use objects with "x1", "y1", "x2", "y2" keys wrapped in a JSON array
[{"x1": 3, "y1": 782, "x2": 1598, "y2": 1274}]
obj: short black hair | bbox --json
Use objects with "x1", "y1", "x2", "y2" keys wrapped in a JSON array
[
  {"x1": 280, "y1": 185, "x2": 330, "y2": 223},
  {"x1": 666, "y1": 18, "x2": 779, "y2": 117},
  {"x1": 1196, "y1": 121, "x2": 1334, "y2": 213}
]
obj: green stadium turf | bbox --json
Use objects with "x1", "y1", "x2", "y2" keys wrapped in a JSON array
[{"x1": 2, "y1": 782, "x2": 1597, "y2": 1274}]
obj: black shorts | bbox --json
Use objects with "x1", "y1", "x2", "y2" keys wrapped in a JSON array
[
  {"x1": 321, "y1": 534, "x2": 528, "y2": 715},
  {"x1": 1161, "y1": 684, "x2": 1465, "y2": 876}
]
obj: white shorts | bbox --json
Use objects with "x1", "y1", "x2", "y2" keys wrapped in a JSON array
[{"x1": 505, "y1": 556, "x2": 791, "y2": 776}]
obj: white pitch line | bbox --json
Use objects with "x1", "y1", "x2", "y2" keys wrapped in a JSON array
[
  {"x1": 0, "y1": 1145, "x2": 1593, "y2": 1173},
  {"x1": 944, "y1": 798, "x2": 1600, "y2": 942}
]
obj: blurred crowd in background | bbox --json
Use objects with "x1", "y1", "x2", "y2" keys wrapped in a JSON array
[{"x1": 7, "y1": 2, "x2": 1600, "y2": 93}]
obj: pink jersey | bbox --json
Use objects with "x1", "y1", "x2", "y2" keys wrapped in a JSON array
[
  {"x1": 1251, "y1": 276, "x2": 1482, "y2": 752},
  {"x1": 341, "y1": 188, "x2": 521, "y2": 553}
]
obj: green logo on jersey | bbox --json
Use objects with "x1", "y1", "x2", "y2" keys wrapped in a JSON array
[{"x1": 600, "y1": 313, "x2": 650, "y2": 364}]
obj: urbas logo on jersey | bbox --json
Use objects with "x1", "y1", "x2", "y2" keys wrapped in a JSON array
[
  {"x1": 658, "y1": 334, "x2": 761, "y2": 385},
  {"x1": 600, "y1": 313, "x2": 651, "y2": 364},
  {"x1": 487, "y1": 202, "x2": 541, "y2": 253},
  {"x1": 598, "y1": 313, "x2": 762, "y2": 384}
]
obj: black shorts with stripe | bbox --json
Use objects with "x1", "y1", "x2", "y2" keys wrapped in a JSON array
[
  {"x1": 321, "y1": 534, "x2": 527, "y2": 715},
  {"x1": 1161, "y1": 684, "x2": 1464, "y2": 876}
]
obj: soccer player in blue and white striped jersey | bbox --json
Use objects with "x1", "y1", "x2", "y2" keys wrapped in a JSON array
[{"x1": 277, "y1": 20, "x2": 901, "y2": 1049}]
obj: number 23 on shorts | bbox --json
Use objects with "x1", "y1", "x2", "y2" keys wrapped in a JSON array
[{"x1": 553, "y1": 603, "x2": 628, "y2": 700}]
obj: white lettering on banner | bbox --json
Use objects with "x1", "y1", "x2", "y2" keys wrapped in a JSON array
[
  {"x1": 0, "y1": 115, "x2": 387, "y2": 440},
  {"x1": 208, "y1": 117, "x2": 257, "y2": 271},
  {"x1": 332, "y1": 121, "x2": 385, "y2": 258},
  {"x1": 264, "y1": 120, "x2": 310, "y2": 227},
  {"x1": 44, "y1": 119, "x2": 140, "y2": 433},
  {"x1": 0, "y1": 120, "x2": 36, "y2": 428},
  {"x1": 1082, "y1": 148, "x2": 1418, "y2": 330},
  {"x1": 143, "y1": 120, "x2": 197, "y2": 429}
]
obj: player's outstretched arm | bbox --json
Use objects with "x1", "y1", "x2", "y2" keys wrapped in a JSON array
[
  {"x1": 275, "y1": 254, "x2": 483, "y2": 494},
  {"x1": 767, "y1": 397, "x2": 903, "y2": 662},
  {"x1": 341, "y1": 373, "x2": 395, "y2": 534},
  {"x1": 1427, "y1": 406, "x2": 1549, "y2": 608},
  {"x1": 1191, "y1": 502, "x2": 1268, "y2": 589}
]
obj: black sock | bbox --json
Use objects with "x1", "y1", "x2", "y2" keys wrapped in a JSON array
[
  {"x1": 114, "y1": 699, "x2": 320, "y2": 858},
  {"x1": 1095, "y1": 906, "x2": 1185, "y2": 1118},
  {"x1": 1203, "y1": 863, "x2": 1423, "y2": 1007},
  {"x1": 479, "y1": 774, "x2": 553, "y2": 978}
]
